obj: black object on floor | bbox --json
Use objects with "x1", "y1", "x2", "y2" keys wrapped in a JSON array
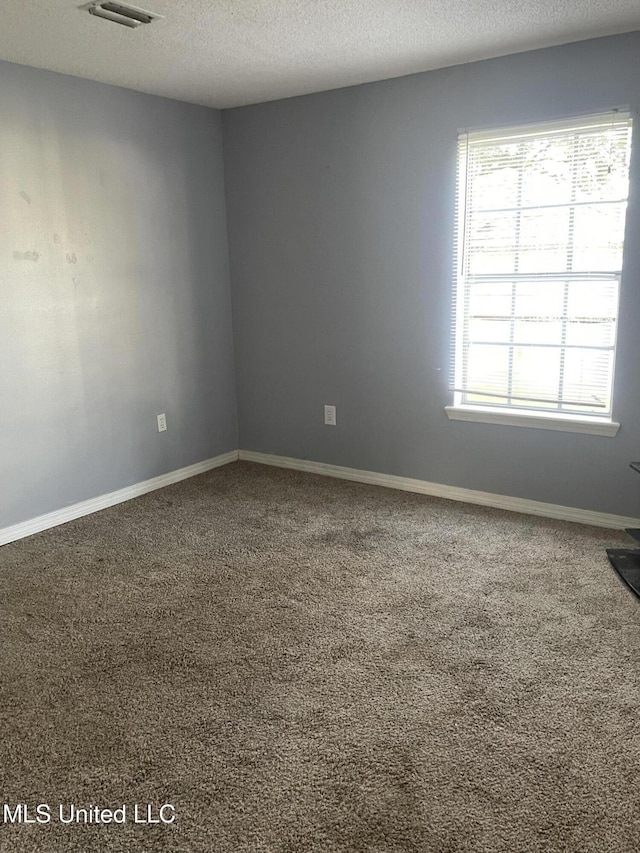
[
  {"x1": 607, "y1": 461, "x2": 640, "y2": 598},
  {"x1": 606, "y1": 549, "x2": 640, "y2": 599}
]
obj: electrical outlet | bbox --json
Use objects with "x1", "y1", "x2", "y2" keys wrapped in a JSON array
[
  {"x1": 157, "y1": 413, "x2": 167, "y2": 432},
  {"x1": 324, "y1": 405, "x2": 336, "y2": 426}
]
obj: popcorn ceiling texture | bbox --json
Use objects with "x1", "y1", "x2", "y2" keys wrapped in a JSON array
[
  {"x1": 0, "y1": 1, "x2": 639, "y2": 107},
  {"x1": 0, "y1": 461, "x2": 638, "y2": 852}
]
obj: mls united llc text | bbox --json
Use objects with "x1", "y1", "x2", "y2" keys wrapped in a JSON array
[{"x1": 3, "y1": 803, "x2": 176, "y2": 825}]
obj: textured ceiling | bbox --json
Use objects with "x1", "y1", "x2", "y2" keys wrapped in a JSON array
[{"x1": 1, "y1": 1, "x2": 640, "y2": 109}]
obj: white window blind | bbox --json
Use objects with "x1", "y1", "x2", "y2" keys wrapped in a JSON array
[{"x1": 452, "y1": 111, "x2": 633, "y2": 418}]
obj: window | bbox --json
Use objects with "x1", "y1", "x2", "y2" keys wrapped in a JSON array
[{"x1": 448, "y1": 111, "x2": 633, "y2": 434}]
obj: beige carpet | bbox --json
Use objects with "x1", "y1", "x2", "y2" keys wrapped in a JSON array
[{"x1": 1, "y1": 461, "x2": 638, "y2": 853}]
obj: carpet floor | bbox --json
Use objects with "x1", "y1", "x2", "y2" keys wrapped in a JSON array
[{"x1": 0, "y1": 461, "x2": 638, "y2": 853}]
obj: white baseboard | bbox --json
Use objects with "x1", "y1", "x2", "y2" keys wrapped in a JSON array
[
  {"x1": 239, "y1": 450, "x2": 639, "y2": 531},
  {"x1": 0, "y1": 450, "x2": 239, "y2": 547},
  {"x1": 3, "y1": 447, "x2": 635, "y2": 547}
]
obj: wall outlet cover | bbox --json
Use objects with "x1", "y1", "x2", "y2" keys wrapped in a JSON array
[{"x1": 324, "y1": 405, "x2": 336, "y2": 426}]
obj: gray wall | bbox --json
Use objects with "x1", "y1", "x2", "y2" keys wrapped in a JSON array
[
  {"x1": 3, "y1": 33, "x2": 640, "y2": 531},
  {"x1": 223, "y1": 31, "x2": 640, "y2": 518},
  {"x1": 1, "y1": 61, "x2": 237, "y2": 529}
]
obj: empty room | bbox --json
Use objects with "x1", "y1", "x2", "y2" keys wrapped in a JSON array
[{"x1": 2, "y1": 1, "x2": 640, "y2": 851}]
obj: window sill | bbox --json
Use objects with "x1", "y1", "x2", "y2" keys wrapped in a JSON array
[{"x1": 444, "y1": 406, "x2": 620, "y2": 437}]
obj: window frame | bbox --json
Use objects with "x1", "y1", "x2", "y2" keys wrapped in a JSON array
[{"x1": 447, "y1": 110, "x2": 632, "y2": 436}]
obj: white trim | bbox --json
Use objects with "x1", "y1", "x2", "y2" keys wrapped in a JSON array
[
  {"x1": 4, "y1": 446, "x2": 634, "y2": 547},
  {"x1": 239, "y1": 450, "x2": 637, "y2": 530},
  {"x1": 0, "y1": 450, "x2": 239, "y2": 547},
  {"x1": 445, "y1": 406, "x2": 620, "y2": 436}
]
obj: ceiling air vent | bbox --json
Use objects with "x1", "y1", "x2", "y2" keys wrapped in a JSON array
[{"x1": 82, "y1": 2, "x2": 163, "y2": 28}]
